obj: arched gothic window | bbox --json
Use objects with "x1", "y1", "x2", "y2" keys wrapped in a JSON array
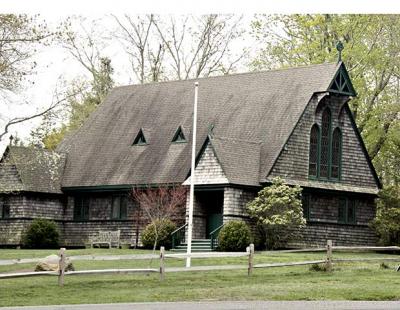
[
  {"x1": 331, "y1": 127, "x2": 342, "y2": 179},
  {"x1": 309, "y1": 124, "x2": 320, "y2": 178},
  {"x1": 320, "y1": 108, "x2": 331, "y2": 178}
]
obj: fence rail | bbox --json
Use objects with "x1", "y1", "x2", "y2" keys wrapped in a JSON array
[{"x1": 1, "y1": 241, "x2": 399, "y2": 285}]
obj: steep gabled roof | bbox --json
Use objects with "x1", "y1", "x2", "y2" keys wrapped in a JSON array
[
  {"x1": 58, "y1": 62, "x2": 341, "y2": 188},
  {"x1": 0, "y1": 146, "x2": 65, "y2": 194}
]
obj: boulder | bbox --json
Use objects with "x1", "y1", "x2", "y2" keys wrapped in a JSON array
[{"x1": 34, "y1": 254, "x2": 75, "y2": 272}]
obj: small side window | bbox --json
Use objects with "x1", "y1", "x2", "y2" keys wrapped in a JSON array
[
  {"x1": 74, "y1": 196, "x2": 90, "y2": 221},
  {"x1": 111, "y1": 195, "x2": 128, "y2": 220},
  {"x1": 0, "y1": 198, "x2": 10, "y2": 219},
  {"x1": 302, "y1": 194, "x2": 310, "y2": 221}
]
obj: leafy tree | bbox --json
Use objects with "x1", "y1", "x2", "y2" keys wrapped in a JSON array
[
  {"x1": 372, "y1": 186, "x2": 400, "y2": 245},
  {"x1": 247, "y1": 177, "x2": 305, "y2": 249},
  {"x1": 30, "y1": 57, "x2": 114, "y2": 150},
  {"x1": 251, "y1": 14, "x2": 400, "y2": 187},
  {"x1": 0, "y1": 14, "x2": 64, "y2": 143},
  {"x1": 0, "y1": 14, "x2": 52, "y2": 93}
]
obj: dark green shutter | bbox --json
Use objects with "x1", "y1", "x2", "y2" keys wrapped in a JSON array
[
  {"x1": 120, "y1": 196, "x2": 128, "y2": 219},
  {"x1": 338, "y1": 198, "x2": 346, "y2": 223},
  {"x1": 347, "y1": 199, "x2": 356, "y2": 224}
]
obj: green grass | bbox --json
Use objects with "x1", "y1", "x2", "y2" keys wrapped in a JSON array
[{"x1": 1, "y1": 248, "x2": 400, "y2": 306}]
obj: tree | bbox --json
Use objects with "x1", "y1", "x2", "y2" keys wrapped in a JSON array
[
  {"x1": 251, "y1": 15, "x2": 400, "y2": 186},
  {"x1": 0, "y1": 14, "x2": 58, "y2": 143},
  {"x1": 0, "y1": 14, "x2": 52, "y2": 94},
  {"x1": 131, "y1": 185, "x2": 187, "y2": 251},
  {"x1": 30, "y1": 17, "x2": 115, "y2": 150},
  {"x1": 113, "y1": 14, "x2": 247, "y2": 83},
  {"x1": 246, "y1": 177, "x2": 305, "y2": 249},
  {"x1": 372, "y1": 185, "x2": 400, "y2": 246}
]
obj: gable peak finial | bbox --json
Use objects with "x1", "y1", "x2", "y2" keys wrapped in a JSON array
[{"x1": 336, "y1": 41, "x2": 344, "y2": 63}]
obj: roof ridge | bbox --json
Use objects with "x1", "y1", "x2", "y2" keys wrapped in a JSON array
[{"x1": 112, "y1": 62, "x2": 338, "y2": 90}]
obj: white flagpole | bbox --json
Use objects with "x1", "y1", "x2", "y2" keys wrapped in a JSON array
[{"x1": 186, "y1": 81, "x2": 198, "y2": 268}]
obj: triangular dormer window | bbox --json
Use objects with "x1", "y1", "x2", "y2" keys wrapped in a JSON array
[
  {"x1": 328, "y1": 64, "x2": 356, "y2": 96},
  {"x1": 172, "y1": 126, "x2": 186, "y2": 143},
  {"x1": 132, "y1": 129, "x2": 147, "y2": 145}
]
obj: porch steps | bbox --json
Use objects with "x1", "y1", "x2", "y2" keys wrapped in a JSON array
[{"x1": 171, "y1": 239, "x2": 213, "y2": 252}]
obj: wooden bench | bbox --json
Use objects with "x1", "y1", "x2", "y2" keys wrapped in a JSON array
[{"x1": 90, "y1": 230, "x2": 121, "y2": 248}]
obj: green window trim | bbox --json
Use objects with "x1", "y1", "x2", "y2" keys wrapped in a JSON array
[
  {"x1": 171, "y1": 126, "x2": 187, "y2": 143},
  {"x1": 309, "y1": 107, "x2": 343, "y2": 182},
  {"x1": 111, "y1": 195, "x2": 128, "y2": 220},
  {"x1": 132, "y1": 128, "x2": 147, "y2": 145},
  {"x1": 338, "y1": 197, "x2": 356, "y2": 224},
  {"x1": 319, "y1": 107, "x2": 332, "y2": 180},
  {"x1": 74, "y1": 196, "x2": 90, "y2": 221},
  {"x1": 0, "y1": 198, "x2": 10, "y2": 219}
]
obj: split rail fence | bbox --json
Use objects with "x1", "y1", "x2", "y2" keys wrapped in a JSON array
[{"x1": 1, "y1": 240, "x2": 400, "y2": 286}]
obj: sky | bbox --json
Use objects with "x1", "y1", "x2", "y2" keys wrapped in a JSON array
[{"x1": 1, "y1": 0, "x2": 400, "y2": 155}]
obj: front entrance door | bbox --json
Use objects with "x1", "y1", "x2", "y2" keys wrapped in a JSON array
[{"x1": 206, "y1": 213, "x2": 223, "y2": 237}]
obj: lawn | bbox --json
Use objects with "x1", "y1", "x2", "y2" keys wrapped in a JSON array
[{"x1": 0, "y1": 248, "x2": 400, "y2": 307}]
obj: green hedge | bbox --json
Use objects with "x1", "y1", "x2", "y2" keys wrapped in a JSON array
[
  {"x1": 141, "y1": 219, "x2": 176, "y2": 249},
  {"x1": 218, "y1": 220, "x2": 252, "y2": 251}
]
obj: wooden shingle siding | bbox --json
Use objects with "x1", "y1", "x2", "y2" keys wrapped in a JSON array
[
  {"x1": 62, "y1": 221, "x2": 139, "y2": 247},
  {"x1": 288, "y1": 222, "x2": 377, "y2": 248},
  {"x1": 64, "y1": 193, "x2": 185, "y2": 246},
  {"x1": 190, "y1": 143, "x2": 228, "y2": 185},
  {"x1": 0, "y1": 194, "x2": 65, "y2": 245},
  {"x1": 305, "y1": 192, "x2": 375, "y2": 225},
  {"x1": 0, "y1": 161, "x2": 23, "y2": 192},
  {"x1": 269, "y1": 94, "x2": 378, "y2": 190},
  {"x1": 223, "y1": 187, "x2": 256, "y2": 218}
]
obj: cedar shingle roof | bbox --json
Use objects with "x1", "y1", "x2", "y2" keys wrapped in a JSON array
[
  {"x1": 58, "y1": 62, "x2": 341, "y2": 188},
  {"x1": 0, "y1": 146, "x2": 65, "y2": 194}
]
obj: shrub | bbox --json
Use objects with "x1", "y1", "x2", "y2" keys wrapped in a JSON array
[
  {"x1": 22, "y1": 219, "x2": 60, "y2": 249},
  {"x1": 141, "y1": 219, "x2": 176, "y2": 249},
  {"x1": 372, "y1": 186, "x2": 400, "y2": 246},
  {"x1": 309, "y1": 263, "x2": 329, "y2": 272},
  {"x1": 218, "y1": 220, "x2": 252, "y2": 252},
  {"x1": 247, "y1": 177, "x2": 305, "y2": 250}
]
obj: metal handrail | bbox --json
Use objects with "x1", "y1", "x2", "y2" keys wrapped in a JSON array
[
  {"x1": 171, "y1": 223, "x2": 188, "y2": 249},
  {"x1": 209, "y1": 224, "x2": 224, "y2": 251},
  {"x1": 171, "y1": 223, "x2": 188, "y2": 235}
]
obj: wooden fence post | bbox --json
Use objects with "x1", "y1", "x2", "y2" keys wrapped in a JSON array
[
  {"x1": 58, "y1": 248, "x2": 66, "y2": 286},
  {"x1": 160, "y1": 246, "x2": 165, "y2": 281},
  {"x1": 326, "y1": 240, "x2": 333, "y2": 272},
  {"x1": 248, "y1": 243, "x2": 254, "y2": 276}
]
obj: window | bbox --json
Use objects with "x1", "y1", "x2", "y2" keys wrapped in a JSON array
[
  {"x1": 302, "y1": 194, "x2": 310, "y2": 221},
  {"x1": 132, "y1": 129, "x2": 147, "y2": 145},
  {"x1": 309, "y1": 107, "x2": 342, "y2": 181},
  {"x1": 111, "y1": 195, "x2": 128, "y2": 219},
  {"x1": 320, "y1": 108, "x2": 331, "y2": 179},
  {"x1": 0, "y1": 197, "x2": 10, "y2": 219},
  {"x1": 309, "y1": 124, "x2": 320, "y2": 178},
  {"x1": 172, "y1": 126, "x2": 186, "y2": 143},
  {"x1": 331, "y1": 127, "x2": 342, "y2": 179},
  {"x1": 338, "y1": 198, "x2": 356, "y2": 224},
  {"x1": 74, "y1": 196, "x2": 89, "y2": 220}
]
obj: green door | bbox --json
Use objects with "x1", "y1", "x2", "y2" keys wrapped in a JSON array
[{"x1": 206, "y1": 213, "x2": 223, "y2": 237}]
